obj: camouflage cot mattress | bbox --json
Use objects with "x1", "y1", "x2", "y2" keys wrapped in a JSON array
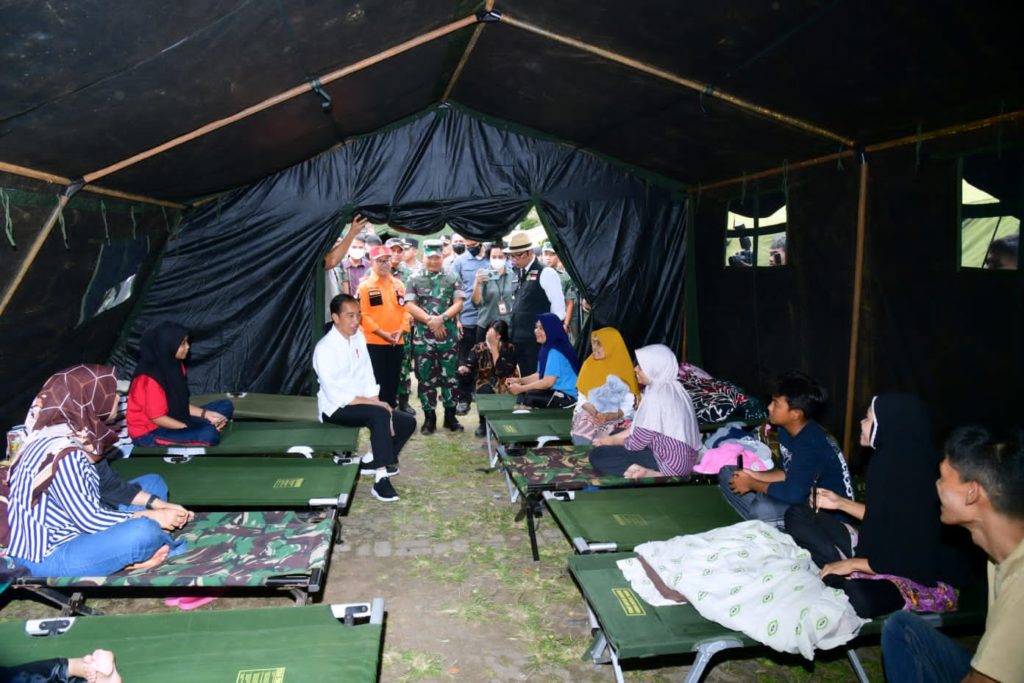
[
  {"x1": 13, "y1": 510, "x2": 333, "y2": 591},
  {"x1": 111, "y1": 456, "x2": 358, "y2": 509},
  {"x1": 503, "y1": 445, "x2": 688, "y2": 493},
  {"x1": 191, "y1": 392, "x2": 319, "y2": 422},
  {"x1": 129, "y1": 420, "x2": 359, "y2": 456},
  {"x1": 0, "y1": 601, "x2": 384, "y2": 683}
]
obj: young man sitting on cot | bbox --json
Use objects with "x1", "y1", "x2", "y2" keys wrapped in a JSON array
[
  {"x1": 314, "y1": 293, "x2": 416, "y2": 502},
  {"x1": 882, "y1": 426, "x2": 1024, "y2": 683},
  {"x1": 718, "y1": 371, "x2": 853, "y2": 528}
]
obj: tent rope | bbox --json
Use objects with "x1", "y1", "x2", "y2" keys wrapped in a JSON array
[
  {"x1": 100, "y1": 200, "x2": 110, "y2": 244},
  {"x1": 130, "y1": 204, "x2": 137, "y2": 239},
  {"x1": 1, "y1": 189, "x2": 13, "y2": 247},
  {"x1": 56, "y1": 194, "x2": 68, "y2": 248}
]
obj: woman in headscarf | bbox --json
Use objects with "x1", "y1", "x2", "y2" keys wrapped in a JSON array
[
  {"x1": 785, "y1": 393, "x2": 964, "y2": 617},
  {"x1": 458, "y1": 319, "x2": 519, "y2": 436},
  {"x1": 570, "y1": 327, "x2": 641, "y2": 445},
  {"x1": 588, "y1": 344, "x2": 701, "y2": 478},
  {"x1": 126, "y1": 321, "x2": 233, "y2": 446},
  {"x1": 506, "y1": 313, "x2": 581, "y2": 409},
  {"x1": 3, "y1": 365, "x2": 191, "y2": 577}
]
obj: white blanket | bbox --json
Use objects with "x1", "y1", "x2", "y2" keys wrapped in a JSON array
[{"x1": 617, "y1": 520, "x2": 867, "y2": 659}]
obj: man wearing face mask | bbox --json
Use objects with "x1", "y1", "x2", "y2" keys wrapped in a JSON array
[
  {"x1": 323, "y1": 214, "x2": 369, "y2": 323},
  {"x1": 443, "y1": 233, "x2": 465, "y2": 274},
  {"x1": 451, "y1": 236, "x2": 490, "y2": 414},
  {"x1": 505, "y1": 231, "x2": 566, "y2": 378}
]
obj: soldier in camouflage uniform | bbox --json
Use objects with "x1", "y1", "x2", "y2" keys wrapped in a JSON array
[
  {"x1": 388, "y1": 237, "x2": 421, "y2": 416},
  {"x1": 543, "y1": 242, "x2": 580, "y2": 342},
  {"x1": 405, "y1": 239, "x2": 465, "y2": 434}
]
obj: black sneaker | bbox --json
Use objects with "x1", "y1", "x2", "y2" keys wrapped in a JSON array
[
  {"x1": 372, "y1": 476, "x2": 400, "y2": 502},
  {"x1": 455, "y1": 401, "x2": 470, "y2": 416},
  {"x1": 474, "y1": 423, "x2": 487, "y2": 438},
  {"x1": 360, "y1": 462, "x2": 399, "y2": 477}
]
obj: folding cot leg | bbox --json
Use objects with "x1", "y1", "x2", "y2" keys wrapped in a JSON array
[
  {"x1": 26, "y1": 587, "x2": 99, "y2": 616},
  {"x1": 289, "y1": 588, "x2": 310, "y2": 606},
  {"x1": 525, "y1": 497, "x2": 541, "y2": 562},
  {"x1": 486, "y1": 426, "x2": 497, "y2": 468},
  {"x1": 846, "y1": 648, "x2": 870, "y2": 683},
  {"x1": 682, "y1": 639, "x2": 743, "y2": 683},
  {"x1": 610, "y1": 648, "x2": 625, "y2": 683},
  {"x1": 504, "y1": 466, "x2": 519, "y2": 503}
]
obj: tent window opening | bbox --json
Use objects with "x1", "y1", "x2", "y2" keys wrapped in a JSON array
[
  {"x1": 78, "y1": 236, "x2": 150, "y2": 326},
  {"x1": 959, "y1": 151, "x2": 1022, "y2": 271},
  {"x1": 724, "y1": 191, "x2": 788, "y2": 268}
]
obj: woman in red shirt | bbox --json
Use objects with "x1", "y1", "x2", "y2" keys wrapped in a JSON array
[{"x1": 127, "y1": 322, "x2": 233, "y2": 446}]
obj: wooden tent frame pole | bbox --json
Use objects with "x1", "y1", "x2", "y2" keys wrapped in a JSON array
[
  {"x1": 82, "y1": 14, "x2": 480, "y2": 185},
  {"x1": 442, "y1": 0, "x2": 494, "y2": 101},
  {"x1": 0, "y1": 161, "x2": 184, "y2": 209},
  {"x1": 0, "y1": 191, "x2": 75, "y2": 317},
  {"x1": 500, "y1": 15, "x2": 854, "y2": 147},
  {"x1": 842, "y1": 157, "x2": 869, "y2": 459},
  {"x1": 697, "y1": 109, "x2": 1024, "y2": 194}
]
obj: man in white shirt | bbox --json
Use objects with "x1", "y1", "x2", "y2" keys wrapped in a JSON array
[{"x1": 314, "y1": 293, "x2": 416, "y2": 502}]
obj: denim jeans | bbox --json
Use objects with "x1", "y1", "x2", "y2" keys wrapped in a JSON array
[
  {"x1": 133, "y1": 399, "x2": 234, "y2": 447},
  {"x1": 717, "y1": 465, "x2": 791, "y2": 528},
  {"x1": 882, "y1": 611, "x2": 972, "y2": 683},
  {"x1": 12, "y1": 517, "x2": 173, "y2": 577},
  {"x1": 116, "y1": 474, "x2": 169, "y2": 512}
]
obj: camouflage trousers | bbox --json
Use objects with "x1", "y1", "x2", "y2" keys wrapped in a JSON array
[
  {"x1": 397, "y1": 333, "x2": 414, "y2": 402},
  {"x1": 412, "y1": 332, "x2": 459, "y2": 411}
]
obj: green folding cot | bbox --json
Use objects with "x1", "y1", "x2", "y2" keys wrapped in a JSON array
[
  {"x1": 129, "y1": 420, "x2": 359, "y2": 457},
  {"x1": 474, "y1": 392, "x2": 517, "y2": 417},
  {"x1": 484, "y1": 411, "x2": 574, "y2": 466},
  {"x1": 111, "y1": 456, "x2": 359, "y2": 510},
  {"x1": 0, "y1": 600, "x2": 384, "y2": 683},
  {"x1": 498, "y1": 446, "x2": 698, "y2": 561},
  {"x1": 543, "y1": 485, "x2": 740, "y2": 554},
  {"x1": 191, "y1": 391, "x2": 319, "y2": 422},
  {"x1": 568, "y1": 552, "x2": 988, "y2": 683},
  {"x1": 12, "y1": 509, "x2": 335, "y2": 614}
]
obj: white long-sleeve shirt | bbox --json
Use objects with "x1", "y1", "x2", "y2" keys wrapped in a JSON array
[{"x1": 313, "y1": 326, "x2": 379, "y2": 420}]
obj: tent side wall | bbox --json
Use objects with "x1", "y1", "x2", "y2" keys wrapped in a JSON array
[
  {"x1": 694, "y1": 129, "x2": 1024, "y2": 464},
  {"x1": 0, "y1": 173, "x2": 173, "y2": 427}
]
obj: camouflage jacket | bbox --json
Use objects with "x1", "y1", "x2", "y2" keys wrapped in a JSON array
[{"x1": 406, "y1": 270, "x2": 465, "y2": 335}]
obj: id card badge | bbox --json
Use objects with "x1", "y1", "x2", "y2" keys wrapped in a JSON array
[{"x1": 497, "y1": 299, "x2": 508, "y2": 315}]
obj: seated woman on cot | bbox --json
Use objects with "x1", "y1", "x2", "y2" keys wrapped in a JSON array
[
  {"x1": 1, "y1": 649, "x2": 122, "y2": 683},
  {"x1": 506, "y1": 313, "x2": 580, "y2": 409},
  {"x1": 127, "y1": 321, "x2": 233, "y2": 447},
  {"x1": 570, "y1": 327, "x2": 640, "y2": 445},
  {"x1": 4, "y1": 365, "x2": 193, "y2": 577},
  {"x1": 785, "y1": 393, "x2": 967, "y2": 618},
  {"x1": 458, "y1": 319, "x2": 519, "y2": 437},
  {"x1": 589, "y1": 344, "x2": 701, "y2": 478}
]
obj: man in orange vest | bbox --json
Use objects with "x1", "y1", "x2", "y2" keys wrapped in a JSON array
[{"x1": 357, "y1": 245, "x2": 411, "y2": 408}]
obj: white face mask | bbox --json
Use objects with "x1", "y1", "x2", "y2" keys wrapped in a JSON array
[
  {"x1": 489, "y1": 258, "x2": 506, "y2": 271},
  {"x1": 348, "y1": 248, "x2": 365, "y2": 261}
]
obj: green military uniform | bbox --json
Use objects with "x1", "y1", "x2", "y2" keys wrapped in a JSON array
[
  {"x1": 557, "y1": 266, "x2": 580, "y2": 341},
  {"x1": 405, "y1": 269, "x2": 464, "y2": 412},
  {"x1": 394, "y1": 262, "x2": 419, "y2": 408}
]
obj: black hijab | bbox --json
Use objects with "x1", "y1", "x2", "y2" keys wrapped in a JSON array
[
  {"x1": 133, "y1": 321, "x2": 191, "y2": 422},
  {"x1": 857, "y1": 393, "x2": 943, "y2": 584}
]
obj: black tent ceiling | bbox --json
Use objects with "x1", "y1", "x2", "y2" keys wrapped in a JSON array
[{"x1": 1, "y1": 1, "x2": 1021, "y2": 201}]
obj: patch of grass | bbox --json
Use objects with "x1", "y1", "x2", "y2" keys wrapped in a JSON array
[{"x1": 383, "y1": 648, "x2": 446, "y2": 682}]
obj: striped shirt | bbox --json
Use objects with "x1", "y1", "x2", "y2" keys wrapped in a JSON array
[
  {"x1": 625, "y1": 426, "x2": 699, "y2": 477},
  {"x1": 6, "y1": 435, "x2": 131, "y2": 563}
]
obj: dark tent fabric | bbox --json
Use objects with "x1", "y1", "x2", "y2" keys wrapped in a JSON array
[
  {"x1": 109, "y1": 106, "x2": 687, "y2": 394},
  {"x1": 0, "y1": 173, "x2": 173, "y2": 426}
]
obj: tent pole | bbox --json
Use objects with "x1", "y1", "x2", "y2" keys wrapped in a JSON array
[
  {"x1": 82, "y1": 14, "x2": 479, "y2": 186},
  {"x1": 0, "y1": 183, "x2": 82, "y2": 317},
  {"x1": 0, "y1": 161, "x2": 184, "y2": 209},
  {"x1": 695, "y1": 109, "x2": 1024, "y2": 195},
  {"x1": 842, "y1": 156, "x2": 869, "y2": 459},
  {"x1": 500, "y1": 15, "x2": 854, "y2": 147},
  {"x1": 442, "y1": 23, "x2": 486, "y2": 101}
]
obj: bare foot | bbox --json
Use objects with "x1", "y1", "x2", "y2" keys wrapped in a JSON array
[
  {"x1": 124, "y1": 544, "x2": 169, "y2": 572},
  {"x1": 83, "y1": 649, "x2": 121, "y2": 683}
]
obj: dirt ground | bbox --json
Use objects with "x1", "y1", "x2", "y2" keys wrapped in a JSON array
[{"x1": 1, "y1": 402, "x2": 885, "y2": 682}]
